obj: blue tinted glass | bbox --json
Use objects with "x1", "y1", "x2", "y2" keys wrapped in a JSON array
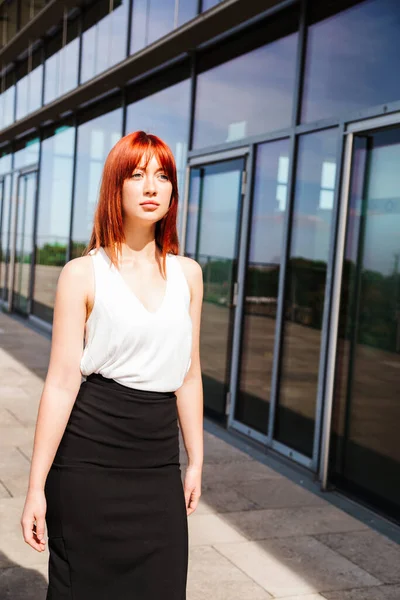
[
  {"x1": 130, "y1": 0, "x2": 148, "y2": 53},
  {"x1": 45, "y1": 38, "x2": 79, "y2": 105},
  {"x1": 277, "y1": 128, "x2": 338, "y2": 456},
  {"x1": 202, "y1": 0, "x2": 221, "y2": 10},
  {"x1": 81, "y1": 0, "x2": 129, "y2": 83},
  {"x1": 71, "y1": 108, "x2": 123, "y2": 257},
  {"x1": 33, "y1": 126, "x2": 75, "y2": 322},
  {"x1": 126, "y1": 79, "x2": 191, "y2": 234},
  {"x1": 148, "y1": 0, "x2": 175, "y2": 44},
  {"x1": 0, "y1": 85, "x2": 15, "y2": 129},
  {"x1": 178, "y1": 0, "x2": 197, "y2": 26},
  {"x1": 16, "y1": 64, "x2": 43, "y2": 120},
  {"x1": 235, "y1": 139, "x2": 290, "y2": 434},
  {"x1": 193, "y1": 29, "x2": 298, "y2": 148},
  {"x1": 302, "y1": 0, "x2": 400, "y2": 123}
]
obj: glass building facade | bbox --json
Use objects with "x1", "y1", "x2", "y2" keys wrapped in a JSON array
[{"x1": 0, "y1": 0, "x2": 399, "y2": 526}]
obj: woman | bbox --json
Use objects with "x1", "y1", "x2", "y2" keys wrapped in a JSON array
[{"x1": 20, "y1": 131, "x2": 204, "y2": 599}]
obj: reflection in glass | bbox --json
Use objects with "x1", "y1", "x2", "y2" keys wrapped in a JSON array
[
  {"x1": 185, "y1": 159, "x2": 244, "y2": 417},
  {"x1": 13, "y1": 172, "x2": 37, "y2": 315},
  {"x1": 193, "y1": 12, "x2": 298, "y2": 148},
  {"x1": 177, "y1": 0, "x2": 197, "y2": 26},
  {"x1": 71, "y1": 107, "x2": 122, "y2": 258},
  {"x1": 130, "y1": 0, "x2": 197, "y2": 53},
  {"x1": 44, "y1": 19, "x2": 79, "y2": 104},
  {"x1": 33, "y1": 125, "x2": 75, "y2": 322},
  {"x1": 235, "y1": 140, "x2": 290, "y2": 434},
  {"x1": 330, "y1": 128, "x2": 400, "y2": 523},
  {"x1": 16, "y1": 54, "x2": 43, "y2": 121},
  {"x1": 81, "y1": 0, "x2": 129, "y2": 84},
  {"x1": 202, "y1": 0, "x2": 222, "y2": 10},
  {"x1": 302, "y1": 0, "x2": 400, "y2": 123},
  {"x1": 148, "y1": 0, "x2": 175, "y2": 44},
  {"x1": 125, "y1": 79, "x2": 190, "y2": 235},
  {"x1": 0, "y1": 174, "x2": 12, "y2": 302},
  {"x1": 0, "y1": 73, "x2": 15, "y2": 129},
  {"x1": 276, "y1": 129, "x2": 338, "y2": 456},
  {"x1": 130, "y1": 0, "x2": 148, "y2": 53}
]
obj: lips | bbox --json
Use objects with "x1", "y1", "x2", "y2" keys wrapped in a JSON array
[{"x1": 140, "y1": 202, "x2": 159, "y2": 206}]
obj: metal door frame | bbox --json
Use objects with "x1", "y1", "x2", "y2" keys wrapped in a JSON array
[
  {"x1": 319, "y1": 110, "x2": 400, "y2": 488},
  {"x1": 9, "y1": 166, "x2": 39, "y2": 315},
  {"x1": 182, "y1": 146, "x2": 251, "y2": 419}
]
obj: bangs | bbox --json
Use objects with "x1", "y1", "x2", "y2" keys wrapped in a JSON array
[{"x1": 116, "y1": 132, "x2": 176, "y2": 183}]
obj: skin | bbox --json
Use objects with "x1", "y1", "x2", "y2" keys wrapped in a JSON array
[{"x1": 20, "y1": 154, "x2": 204, "y2": 553}]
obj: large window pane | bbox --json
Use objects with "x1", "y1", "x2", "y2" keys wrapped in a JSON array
[
  {"x1": 0, "y1": 150, "x2": 12, "y2": 302},
  {"x1": 33, "y1": 124, "x2": 75, "y2": 323},
  {"x1": 148, "y1": 0, "x2": 175, "y2": 44},
  {"x1": 125, "y1": 76, "x2": 190, "y2": 235},
  {"x1": 130, "y1": 0, "x2": 197, "y2": 53},
  {"x1": 193, "y1": 10, "x2": 298, "y2": 148},
  {"x1": 276, "y1": 129, "x2": 338, "y2": 456},
  {"x1": 44, "y1": 19, "x2": 79, "y2": 105},
  {"x1": 235, "y1": 139, "x2": 290, "y2": 434},
  {"x1": 330, "y1": 128, "x2": 400, "y2": 524},
  {"x1": 202, "y1": 0, "x2": 223, "y2": 10},
  {"x1": 81, "y1": 0, "x2": 129, "y2": 84},
  {"x1": 302, "y1": 0, "x2": 400, "y2": 123},
  {"x1": 71, "y1": 104, "x2": 122, "y2": 258},
  {"x1": 0, "y1": 72, "x2": 15, "y2": 129},
  {"x1": 16, "y1": 51, "x2": 43, "y2": 120}
]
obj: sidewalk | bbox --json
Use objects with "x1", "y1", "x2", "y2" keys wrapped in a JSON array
[{"x1": 0, "y1": 311, "x2": 399, "y2": 600}]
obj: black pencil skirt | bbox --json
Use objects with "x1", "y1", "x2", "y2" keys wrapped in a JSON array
[{"x1": 44, "y1": 373, "x2": 188, "y2": 599}]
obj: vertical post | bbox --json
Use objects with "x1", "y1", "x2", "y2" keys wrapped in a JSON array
[{"x1": 319, "y1": 132, "x2": 354, "y2": 488}]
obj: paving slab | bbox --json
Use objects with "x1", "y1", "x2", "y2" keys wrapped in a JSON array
[
  {"x1": 214, "y1": 537, "x2": 381, "y2": 597},
  {"x1": 316, "y1": 530, "x2": 400, "y2": 584},
  {"x1": 201, "y1": 460, "x2": 283, "y2": 485},
  {"x1": 235, "y1": 477, "x2": 329, "y2": 509},
  {"x1": 188, "y1": 513, "x2": 248, "y2": 545},
  {"x1": 219, "y1": 505, "x2": 368, "y2": 541},
  {"x1": 322, "y1": 584, "x2": 400, "y2": 600}
]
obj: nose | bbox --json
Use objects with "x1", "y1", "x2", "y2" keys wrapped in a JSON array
[{"x1": 143, "y1": 174, "x2": 157, "y2": 196}]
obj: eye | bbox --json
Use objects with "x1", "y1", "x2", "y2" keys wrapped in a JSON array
[
  {"x1": 159, "y1": 173, "x2": 169, "y2": 181},
  {"x1": 131, "y1": 172, "x2": 143, "y2": 179}
]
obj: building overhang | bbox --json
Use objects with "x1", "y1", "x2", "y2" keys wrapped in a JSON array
[{"x1": 0, "y1": 0, "x2": 295, "y2": 148}]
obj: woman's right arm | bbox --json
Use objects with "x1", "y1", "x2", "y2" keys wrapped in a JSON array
[{"x1": 20, "y1": 257, "x2": 91, "y2": 552}]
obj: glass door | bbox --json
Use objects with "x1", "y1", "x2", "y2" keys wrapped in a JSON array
[
  {"x1": 0, "y1": 178, "x2": 4, "y2": 300},
  {"x1": 0, "y1": 174, "x2": 12, "y2": 304},
  {"x1": 12, "y1": 170, "x2": 38, "y2": 316},
  {"x1": 328, "y1": 123, "x2": 400, "y2": 523},
  {"x1": 184, "y1": 154, "x2": 247, "y2": 419}
]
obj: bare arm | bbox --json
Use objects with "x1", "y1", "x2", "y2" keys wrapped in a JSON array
[
  {"x1": 21, "y1": 256, "x2": 91, "y2": 550},
  {"x1": 175, "y1": 257, "x2": 204, "y2": 515}
]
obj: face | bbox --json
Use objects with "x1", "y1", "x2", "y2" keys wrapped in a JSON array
[{"x1": 122, "y1": 154, "x2": 173, "y2": 224}]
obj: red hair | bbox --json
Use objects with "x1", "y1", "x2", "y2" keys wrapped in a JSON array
[{"x1": 84, "y1": 130, "x2": 179, "y2": 276}]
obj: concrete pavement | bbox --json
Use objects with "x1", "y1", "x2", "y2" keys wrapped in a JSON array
[{"x1": 1, "y1": 310, "x2": 400, "y2": 599}]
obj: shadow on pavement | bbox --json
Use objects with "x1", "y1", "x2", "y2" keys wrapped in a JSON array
[{"x1": 0, "y1": 551, "x2": 47, "y2": 600}]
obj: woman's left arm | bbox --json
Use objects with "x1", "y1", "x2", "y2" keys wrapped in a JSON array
[{"x1": 175, "y1": 257, "x2": 204, "y2": 516}]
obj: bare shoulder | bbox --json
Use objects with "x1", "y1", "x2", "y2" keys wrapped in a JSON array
[
  {"x1": 175, "y1": 255, "x2": 203, "y2": 296},
  {"x1": 59, "y1": 255, "x2": 93, "y2": 283}
]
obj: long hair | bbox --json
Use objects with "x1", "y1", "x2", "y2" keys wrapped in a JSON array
[{"x1": 84, "y1": 130, "x2": 179, "y2": 277}]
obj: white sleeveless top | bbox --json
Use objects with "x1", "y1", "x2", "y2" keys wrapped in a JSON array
[{"x1": 80, "y1": 247, "x2": 193, "y2": 392}]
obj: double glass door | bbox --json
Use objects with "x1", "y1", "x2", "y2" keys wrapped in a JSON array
[
  {"x1": 12, "y1": 170, "x2": 38, "y2": 315},
  {"x1": 184, "y1": 154, "x2": 247, "y2": 419},
  {"x1": 328, "y1": 121, "x2": 400, "y2": 522}
]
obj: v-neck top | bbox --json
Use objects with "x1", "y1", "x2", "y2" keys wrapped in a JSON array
[{"x1": 80, "y1": 247, "x2": 193, "y2": 392}]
